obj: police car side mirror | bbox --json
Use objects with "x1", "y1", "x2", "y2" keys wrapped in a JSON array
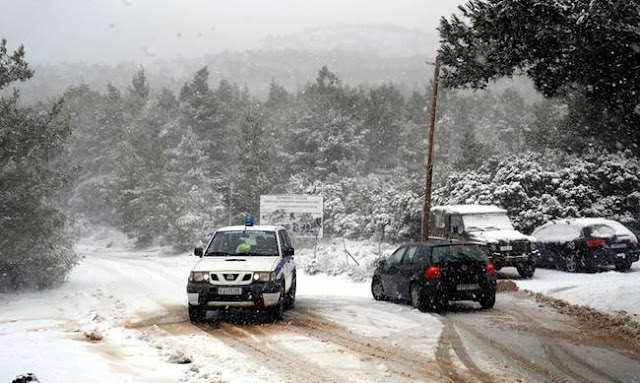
[
  {"x1": 194, "y1": 247, "x2": 203, "y2": 257},
  {"x1": 283, "y1": 248, "x2": 294, "y2": 256},
  {"x1": 377, "y1": 259, "x2": 386, "y2": 268}
]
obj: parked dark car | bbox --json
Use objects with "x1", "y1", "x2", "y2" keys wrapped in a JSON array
[
  {"x1": 532, "y1": 218, "x2": 640, "y2": 272},
  {"x1": 371, "y1": 239, "x2": 497, "y2": 312}
]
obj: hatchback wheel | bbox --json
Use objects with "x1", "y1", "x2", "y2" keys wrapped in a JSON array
[
  {"x1": 563, "y1": 252, "x2": 581, "y2": 272},
  {"x1": 479, "y1": 293, "x2": 496, "y2": 309},
  {"x1": 615, "y1": 260, "x2": 632, "y2": 272},
  {"x1": 371, "y1": 277, "x2": 386, "y2": 301},
  {"x1": 410, "y1": 284, "x2": 427, "y2": 312},
  {"x1": 431, "y1": 294, "x2": 448, "y2": 313}
]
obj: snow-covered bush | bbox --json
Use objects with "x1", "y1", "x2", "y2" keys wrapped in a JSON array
[
  {"x1": 296, "y1": 238, "x2": 395, "y2": 281},
  {"x1": 434, "y1": 150, "x2": 640, "y2": 234},
  {"x1": 287, "y1": 171, "x2": 422, "y2": 242}
]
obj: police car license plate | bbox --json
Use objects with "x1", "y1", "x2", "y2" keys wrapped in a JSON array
[
  {"x1": 218, "y1": 287, "x2": 242, "y2": 295},
  {"x1": 456, "y1": 283, "x2": 480, "y2": 291},
  {"x1": 611, "y1": 243, "x2": 627, "y2": 249}
]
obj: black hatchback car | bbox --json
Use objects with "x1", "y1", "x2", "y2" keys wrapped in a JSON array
[
  {"x1": 371, "y1": 239, "x2": 497, "y2": 312},
  {"x1": 532, "y1": 218, "x2": 639, "y2": 272}
]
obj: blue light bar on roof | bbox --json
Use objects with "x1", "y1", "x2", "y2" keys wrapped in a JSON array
[{"x1": 244, "y1": 215, "x2": 254, "y2": 226}]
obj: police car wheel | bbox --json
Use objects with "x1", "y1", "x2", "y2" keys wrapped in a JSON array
[
  {"x1": 270, "y1": 281, "x2": 285, "y2": 321},
  {"x1": 285, "y1": 274, "x2": 296, "y2": 309},
  {"x1": 188, "y1": 305, "x2": 206, "y2": 323}
]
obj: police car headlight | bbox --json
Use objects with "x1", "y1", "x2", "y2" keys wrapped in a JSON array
[
  {"x1": 253, "y1": 272, "x2": 276, "y2": 282},
  {"x1": 190, "y1": 272, "x2": 208, "y2": 282},
  {"x1": 489, "y1": 244, "x2": 498, "y2": 252}
]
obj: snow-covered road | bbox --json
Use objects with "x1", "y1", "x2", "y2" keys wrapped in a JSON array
[{"x1": 1, "y1": 243, "x2": 639, "y2": 382}]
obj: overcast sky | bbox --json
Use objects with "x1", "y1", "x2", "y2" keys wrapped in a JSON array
[{"x1": 1, "y1": 0, "x2": 465, "y2": 64}]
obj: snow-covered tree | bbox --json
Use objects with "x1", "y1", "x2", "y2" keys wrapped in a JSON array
[
  {"x1": 434, "y1": 150, "x2": 640, "y2": 234},
  {"x1": 439, "y1": 0, "x2": 640, "y2": 148},
  {"x1": 1, "y1": 41, "x2": 77, "y2": 290}
]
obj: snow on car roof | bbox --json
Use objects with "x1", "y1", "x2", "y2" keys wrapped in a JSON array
[
  {"x1": 534, "y1": 218, "x2": 637, "y2": 242},
  {"x1": 562, "y1": 218, "x2": 628, "y2": 229},
  {"x1": 216, "y1": 225, "x2": 284, "y2": 232},
  {"x1": 431, "y1": 205, "x2": 507, "y2": 215}
]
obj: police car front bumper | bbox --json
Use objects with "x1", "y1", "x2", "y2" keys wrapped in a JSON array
[{"x1": 187, "y1": 280, "x2": 281, "y2": 308}]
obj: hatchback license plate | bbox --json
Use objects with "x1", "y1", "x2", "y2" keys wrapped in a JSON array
[
  {"x1": 218, "y1": 287, "x2": 242, "y2": 295},
  {"x1": 611, "y1": 243, "x2": 627, "y2": 249},
  {"x1": 457, "y1": 283, "x2": 480, "y2": 291}
]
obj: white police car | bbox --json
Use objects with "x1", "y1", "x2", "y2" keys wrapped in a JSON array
[{"x1": 187, "y1": 218, "x2": 296, "y2": 322}]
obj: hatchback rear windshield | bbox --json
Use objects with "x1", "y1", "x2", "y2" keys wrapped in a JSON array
[
  {"x1": 205, "y1": 230, "x2": 278, "y2": 256},
  {"x1": 584, "y1": 224, "x2": 616, "y2": 238},
  {"x1": 431, "y1": 244, "x2": 488, "y2": 263}
]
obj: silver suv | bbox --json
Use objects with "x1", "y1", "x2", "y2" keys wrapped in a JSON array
[{"x1": 430, "y1": 205, "x2": 538, "y2": 278}]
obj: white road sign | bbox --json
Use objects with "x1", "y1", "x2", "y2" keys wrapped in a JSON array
[{"x1": 260, "y1": 195, "x2": 323, "y2": 238}]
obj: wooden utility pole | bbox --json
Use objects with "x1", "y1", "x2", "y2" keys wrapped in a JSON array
[{"x1": 421, "y1": 57, "x2": 440, "y2": 241}]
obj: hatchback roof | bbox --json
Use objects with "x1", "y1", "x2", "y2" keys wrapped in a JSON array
[{"x1": 405, "y1": 238, "x2": 475, "y2": 247}]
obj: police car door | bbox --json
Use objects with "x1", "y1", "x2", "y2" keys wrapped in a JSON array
[{"x1": 278, "y1": 229, "x2": 295, "y2": 293}]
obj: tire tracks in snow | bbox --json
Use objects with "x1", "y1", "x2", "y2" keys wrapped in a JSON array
[
  {"x1": 282, "y1": 309, "x2": 448, "y2": 381},
  {"x1": 502, "y1": 304, "x2": 640, "y2": 361},
  {"x1": 447, "y1": 299, "x2": 635, "y2": 383},
  {"x1": 134, "y1": 306, "x2": 344, "y2": 383},
  {"x1": 506, "y1": 307, "x2": 626, "y2": 383},
  {"x1": 435, "y1": 320, "x2": 495, "y2": 383},
  {"x1": 149, "y1": 317, "x2": 337, "y2": 383},
  {"x1": 451, "y1": 316, "x2": 573, "y2": 383},
  {"x1": 200, "y1": 322, "x2": 344, "y2": 383}
]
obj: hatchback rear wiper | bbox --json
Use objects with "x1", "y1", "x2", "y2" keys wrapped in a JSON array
[{"x1": 454, "y1": 252, "x2": 478, "y2": 261}]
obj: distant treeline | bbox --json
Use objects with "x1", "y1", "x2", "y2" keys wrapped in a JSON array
[{"x1": 59, "y1": 63, "x2": 606, "y2": 249}]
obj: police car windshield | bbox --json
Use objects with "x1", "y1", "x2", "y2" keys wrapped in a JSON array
[{"x1": 204, "y1": 230, "x2": 279, "y2": 256}]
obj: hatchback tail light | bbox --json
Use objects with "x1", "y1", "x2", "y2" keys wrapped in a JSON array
[
  {"x1": 585, "y1": 239, "x2": 605, "y2": 248},
  {"x1": 486, "y1": 263, "x2": 496, "y2": 275},
  {"x1": 424, "y1": 266, "x2": 441, "y2": 280}
]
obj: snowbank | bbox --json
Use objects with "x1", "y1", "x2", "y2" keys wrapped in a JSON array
[{"x1": 499, "y1": 266, "x2": 640, "y2": 317}]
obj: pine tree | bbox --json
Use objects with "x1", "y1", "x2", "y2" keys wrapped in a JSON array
[
  {"x1": 363, "y1": 83, "x2": 405, "y2": 171},
  {"x1": 233, "y1": 103, "x2": 278, "y2": 215},
  {"x1": 0, "y1": 41, "x2": 77, "y2": 290}
]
